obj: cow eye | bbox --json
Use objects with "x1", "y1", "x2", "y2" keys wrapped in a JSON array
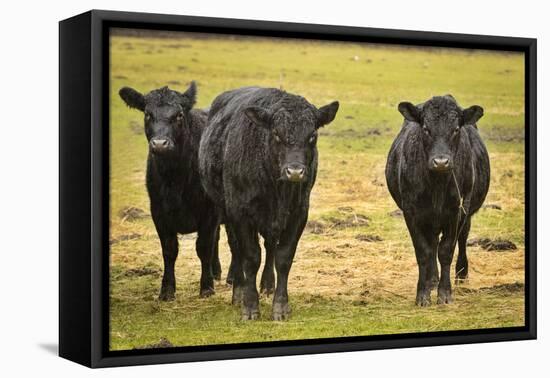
[
  {"x1": 176, "y1": 112, "x2": 184, "y2": 121},
  {"x1": 273, "y1": 131, "x2": 281, "y2": 143},
  {"x1": 144, "y1": 112, "x2": 152, "y2": 121},
  {"x1": 453, "y1": 126, "x2": 460, "y2": 135},
  {"x1": 309, "y1": 133, "x2": 317, "y2": 144}
]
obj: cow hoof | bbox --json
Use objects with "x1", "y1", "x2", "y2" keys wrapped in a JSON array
[
  {"x1": 241, "y1": 308, "x2": 260, "y2": 321},
  {"x1": 272, "y1": 303, "x2": 291, "y2": 321},
  {"x1": 159, "y1": 291, "x2": 175, "y2": 301},
  {"x1": 415, "y1": 292, "x2": 431, "y2": 307},
  {"x1": 437, "y1": 289, "x2": 453, "y2": 304},
  {"x1": 200, "y1": 287, "x2": 215, "y2": 298}
]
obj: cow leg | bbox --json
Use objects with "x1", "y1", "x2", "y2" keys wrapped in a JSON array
[
  {"x1": 226, "y1": 258, "x2": 236, "y2": 286},
  {"x1": 437, "y1": 217, "x2": 460, "y2": 304},
  {"x1": 234, "y1": 222, "x2": 261, "y2": 320},
  {"x1": 260, "y1": 238, "x2": 276, "y2": 296},
  {"x1": 404, "y1": 213, "x2": 437, "y2": 306},
  {"x1": 196, "y1": 219, "x2": 217, "y2": 298},
  {"x1": 272, "y1": 214, "x2": 307, "y2": 321},
  {"x1": 455, "y1": 216, "x2": 471, "y2": 284},
  {"x1": 158, "y1": 231, "x2": 179, "y2": 301},
  {"x1": 225, "y1": 224, "x2": 243, "y2": 304},
  {"x1": 211, "y1": 225, "x2": 222, "y2": 281}
]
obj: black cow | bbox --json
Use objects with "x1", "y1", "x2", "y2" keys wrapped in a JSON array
[
  {"x1": 119, "y1": 82, "x2": 222, "y2": 300},
  {"x1": 385, "y1": 95, "x2": 490, "y2": 306},
  {"x1": 199, "y1": 87, "x2": 339, "y2": 320}
]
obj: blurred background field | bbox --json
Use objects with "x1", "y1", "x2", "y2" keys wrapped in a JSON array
[{"x1": 109, "y1": 30, "x2": 525, "y2": 350}]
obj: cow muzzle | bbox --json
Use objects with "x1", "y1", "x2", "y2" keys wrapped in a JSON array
[
  {"x1": 284, "y1": 164, "x2": 306, "y2": 182},
  {"x1": 430, "y1": 155, "x2": 452, "y2": 172},
  {"x1": 149, "y1": 138, "x2": 174, "y2": 154}
]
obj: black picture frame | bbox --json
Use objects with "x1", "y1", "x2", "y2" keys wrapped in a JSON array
[{"x1": 59, "y1": 9, "x2": 537, "y2": 368}]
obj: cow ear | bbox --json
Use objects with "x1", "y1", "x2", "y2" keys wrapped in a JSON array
[
  {"x1": 317, "y1": 101, "x2": 339, "y2": 128},
  {"x1": 119, "y1": 87, "x2": 145, "y2": 111},
  {"x1": 181, "y1": 81, "x2": 197, "y2": 109},
  {"x1": 398, "y1": 102, "x2": 421, "y2": 123},
  {"x1": 244, "y1": 106, "x2": 272, "y2": 129},
  {"x1": 462, "y1": 105, "x2": 484, "y2": 126}
]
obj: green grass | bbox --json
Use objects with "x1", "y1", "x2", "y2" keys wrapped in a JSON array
[{"x1": 109, "y1": 31, "x2": 525, "y2": 351}]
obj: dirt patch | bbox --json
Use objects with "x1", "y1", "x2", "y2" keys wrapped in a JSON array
[
  {"x1": 307, "y1": 208, "x2": 370, "y2": 234},
  {"x1": 371, "y1": 178, "x2": 384, "y2": 187},
  {"x1": 388, "y1": 209, "x2": 403, "y2": 218},
  {"x1": 164, "y1": 43, "x2": 192, "y2": 49},
  {"x1": 467, "y1": 237, "x2": 517, "y2": 251},
  {"x1": 355, "y1": 234, "x2": 383, "y2": 242},
  {"x1": 110, "y1": 233, "x2": 141, "y2": 245},
  {"x1": 119, "y1": 207, "x2": 149, "y2": 222},
  {"x1": 123, "y1": 266, "x2": 161, "y2": 278},
  {"x1": 323, "y1": 128, "x2": 383, "y2": 139},
  {"x1": 482, "y1": 203, "x2": 502, "y2": 210},
  {"x1": 134, "y1": 337, "x2": 174, "y2": 349},
  {"x1": 306, "y1": 220, "x2": 328, "y2": 235},
  {"x1": 457, "y1": 282, "x2": 524, "y2": 295}
]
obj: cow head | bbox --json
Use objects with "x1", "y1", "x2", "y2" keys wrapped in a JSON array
[
  {"x1": 398, "y1": 95, "x2": 483, "y2": 173},
  {"x1": 119, "y1": 82, "x2": 197, "y2": 155},
  {"x1": 244, "y1": 97, "x2": 339, "y2": 183}
]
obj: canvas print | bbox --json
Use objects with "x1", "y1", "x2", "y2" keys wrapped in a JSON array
[{"x1": 109, "y1": 28, "x2": 525, "y2": 350}]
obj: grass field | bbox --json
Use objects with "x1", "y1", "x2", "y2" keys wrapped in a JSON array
[{"x1": 109, "y1": 31, "x2": 525, "y2": 350}]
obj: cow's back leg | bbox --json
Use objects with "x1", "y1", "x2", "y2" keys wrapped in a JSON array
[
  {"x1": 403, "y1": 213, "x2": 438, "y2": 306},
  {"x1": 260, "y1": 238, "x2": 276, "y2": 296},
  {"x1": 211, "y1": 225, "x2": 222, "y2": 281},
  {"x1": 233, "y1": 221, "x2": 261, "y2": 320},
  {"x1": 455, "y1": 216, "x2": 471, "y2": 284},
  {"x1": 225, "y1": 224, "x2": 244, "y2": 304},
  {"x1": 225, "y1": 225, "x2": 239, "y2": 286},
  {"x1": 196, "y1": 218, "x2": 217, "y2": 298}
]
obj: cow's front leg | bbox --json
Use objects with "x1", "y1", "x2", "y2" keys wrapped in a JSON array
[
  {"x1": 437, "y1": 217, "x2": 459, "y2": 304},
  {"x1": 234, "y1": 222, "x2": 261, "y2": 320},
  {"x1": 158, "y1": 231, "x2": 179, "y2": 301},
  {"x1": 272, "y1": 213, "x2": 307, "y2": 321},
  {"x1": 404, "y1": 213, "x2": 437, "y2": 306}
]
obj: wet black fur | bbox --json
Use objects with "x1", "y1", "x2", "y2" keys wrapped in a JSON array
[
  {"x1": 119, "y1": 83, "x2": 222, "y2": 300},
  {"x1": 199, "y1": 87, "x2": 339, "y2": 320},
  {"x1": 385, "y1": 95, "x2": 490, "y2": 306}
]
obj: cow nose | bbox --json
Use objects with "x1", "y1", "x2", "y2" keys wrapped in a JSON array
[
  {"x1": 150, "y1": 138, "x2": 170, "y2": 152},
  {"x1": 285, "y1": 166, "x2": 305, "y2": 181},
  {"x1": 433, "y1": 157, "x2": 450, "y2": 169}
]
